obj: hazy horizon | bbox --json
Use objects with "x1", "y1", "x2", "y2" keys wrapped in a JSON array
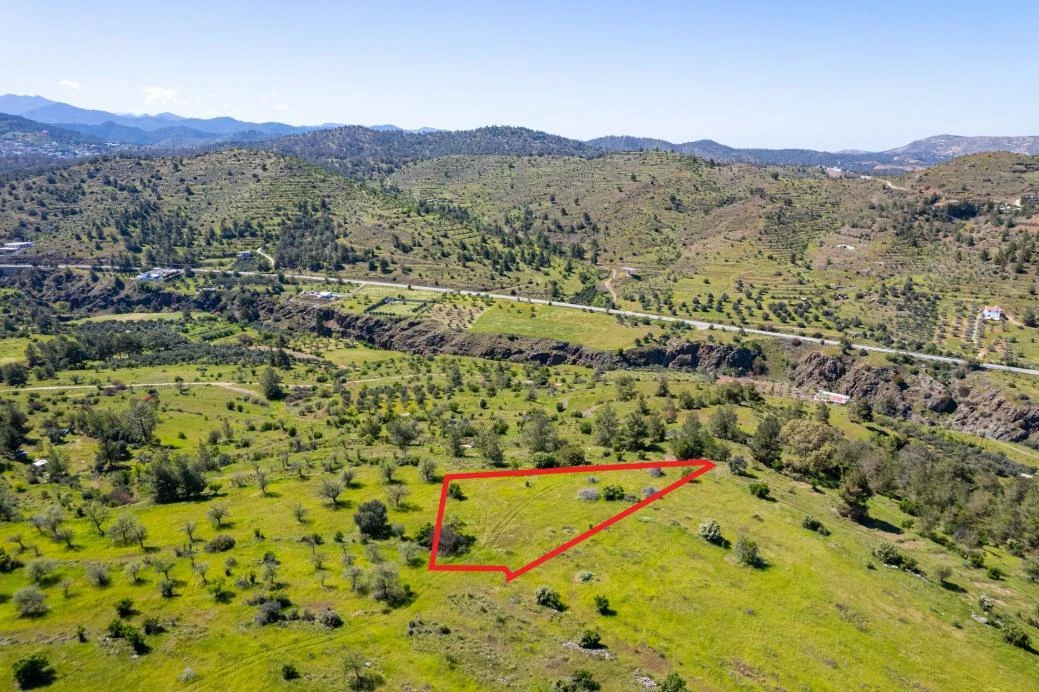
[{"x1": 3, "y1": 0, "x2": 1038, "y2": 150}]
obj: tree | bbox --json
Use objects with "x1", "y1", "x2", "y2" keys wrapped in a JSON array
[
  {"x1": 621, "y1": 410, "x2": 647, "y2": 451},
  {"x1": 476, "y1": 427, "x2": 504, "y2": 466},
  {"x1": 593, "y1": 405, "x2": 619, "y2": 447},
  {"x1": 207, "y1": 504, "x2": 229, "y2": 529},
  {"x1": 108, "y1": 514, "x2": 147, "y2": 549},
  {"x1": 0, "y1": 402, "x2": 31, "y2": 458},
  {"x1": 522, "y1": 409, "x2": 556, "y2": 453},
  {"x1": 708, "y1": 406, "x2": 742, "y2": 442},
  {"x1": 849, "y1": 399, "x2": 873, "y2": 423},
  {"x1": 386, "y1": 417, "x2": 419, "y2": 460},
  {"x1": 13, "y1": 585, "x2": 47, "y2": 617},
  {"x1": 259, "y1": 367, "x2": 283, "y2": 400},
  {"x1": 615, "y1": 375, "x2": 636, "y2": 401},
  {"x1": 418, "y1": 459, "x2": 439, "y2": 483},
  {"x1": 578, "y1": 629, "x2": 602, "y2": 649},
  {"x1": 749, "y1": 414, "x2": 782, "y2": 467},
  {"x1": 369, "y1": 562, "x2": 408, "y2": 605},
  {"x1": 83, "y1": 502, "x2": 110, "y2": 536},
  {"x1": 594, "y1": 594, "x2": 611, "y2": 615},
  {"x1": 342, "y1": 650, "x2": 369, "y2": 689},
  {"x1": 12, "y1": 652, "x2": 54, "y2": 689},
  {"x1": 779, "y1": 419, "x2": 841, "y2": 478},
  {"x1": 670, "y1": 413, "x2": 708, "y2": 460},
  {"x1": 353, "y1": 500, "x2": 390, "y2": 539},
  {"x1": 318, "y1": 479, "x2": 343, "y2": 508},
  {"x1": 1022, "y1": 307, "x2": 1037, "y2": 328},
  {"x1": 838, "y1": 465, "x2": 874, "y2": 522},
  {"x1": 386, "y1": 484, "x2": 410, "y2": 509},
  {"x1": 124, "y1": 399, "x2": 157, "y2": 445}
]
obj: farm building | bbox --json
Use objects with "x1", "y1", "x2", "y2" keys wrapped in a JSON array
[
  {"x1": 982, "y1": 306, "x2": 1003, "y2": 321},
  {"x1": 814, "y1": 390, "x2": 850, "y2": 405},
  {"x1": 135, "y1": 267, "x2": 183, "y2": 282}
]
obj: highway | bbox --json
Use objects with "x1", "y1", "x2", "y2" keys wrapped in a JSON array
[{"x1": 4, "y1": 261, "x2": 1039, "y2": 378}]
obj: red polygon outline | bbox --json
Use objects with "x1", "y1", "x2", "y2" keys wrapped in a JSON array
[{"x1": 428, "y1": 458, "x2": 715, "y2": 582}]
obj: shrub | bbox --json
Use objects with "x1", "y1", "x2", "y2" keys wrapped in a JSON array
[
  {"x1": 1001, "y1": 622, "x2": 1030, "y2": 649},
  {"x1": 602, "y1": 485, "x2": 625, "y2": 501},
  {"x1": 551, "y1": 669, "x2": 600, "y2": 691},
  {"x1": 13, "y1": 586, "x2": 47, "y2": 618},
  {"x1": 577, "y1": 488, "x2": 600, "y2": 502},
  {"x1": 531, "y1": 452, "x2": 559, "y2": 469},
  {"x1": 282, "y1": 663, "x2": 300, "y2": 680},
  {"x1": 800, "y1": 515, "x2": 829, "y2": 535},
  {"x1": 578, "y1": 629, "x2": 601, "y2": 649},
  {"x1": 697, "y1": 518, "x2": 723, "y2": 545},
  {"x1": 142, "y1": 618, "x2": 165, "y2": 635},
  {"x1": 205, "y1": 535, "x2": 236, "y2": 553},
  {"x1": 873, "y1": 543, "x2": 916, "y2": 572},
  {"x1": 12, "y1": 653, "x2": 54, "y2": 689},
  {"x1": 447, "y1": 482, "x2": 465, "y2": 500},
  {"x1": 25, "y1": 559, "x2": 56, "y2": 585},
  {"x1": 726, "y1": 456, "x2": 747, "y2": 476},
  {"x1": 986, "y1": 566, "x2": 1002, "y2": 580},
  {"x1": 0, "y1": 546, "x2": 21, "y2": 573},
  {"x1": 85, "y1": 563, "x2": 110, "y2": 587},
  {"x1": 594, "y1": 594, "x2": 611, "y2": 615},
  {"x1": 748, "y1": 482, "x2": 771, "y2": 499},
  {"x1": 535, "y1": 585, "x2": 564, "y2": 611},
  {"x1": 659, "y1": 672, "x2": 687, "y2": 692},
  {"x1": 115, "y1": 598, "x2": 134, "y2": 618},
  {"x1": 935, "y1": 565, "x2": 953, "y2": 584},
  {"x1": 734, "y1": 536, "x2": 763, "y2": 568},
  {"x1": 318, "y1": 609, "x2": 343, "y2": 628},
  {"x1": 966, "y1": 551, "x2": 985, "y2": 569},
  {"x1": 978, "y1": 594, "x2": 994, "y2": 612},
  {"x1": 353, "y1": 500, "x2": 390, "y2": 539}
]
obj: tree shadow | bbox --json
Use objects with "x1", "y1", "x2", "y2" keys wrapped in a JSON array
[
  {"x1": 939, "y1": 580, "x2": 966, "y2": 593},
  {"x1": 860, "y1": 516, "x2": 903, "y2": 534}
]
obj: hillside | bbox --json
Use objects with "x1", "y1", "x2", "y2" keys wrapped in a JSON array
[
  {"x1": 0, "y1": 276, "x2": 1036, "y2": 689},
  {"x1": 267, "y1": 125, "x2": 596, "y2": 177},
  {"x1": 0, "y1": 113, "x2": 120, "y2": 163},
  {"x1": 389, "y1": 151, "x2": 1039, "y2": 364}
]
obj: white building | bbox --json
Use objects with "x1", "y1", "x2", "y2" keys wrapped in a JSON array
[{"x1": 982, "y1": 306, "x2": 1003, "y2": 321}]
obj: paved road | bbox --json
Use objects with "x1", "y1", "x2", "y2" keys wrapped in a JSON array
[{"x1": 5, "y1": 261, "x2": 1039, "y2": 378}]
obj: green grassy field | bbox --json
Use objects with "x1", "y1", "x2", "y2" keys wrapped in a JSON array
[{"x1": 1, "y1": 324, "x2": 1037, "y2": 690}]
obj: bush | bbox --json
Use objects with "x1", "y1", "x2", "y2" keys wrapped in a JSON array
[
  {"x1": 318, "y1": 609, "x2": 343, "y2": 628},
  {"x1": 800, "y1": 516, "x2": 830, "y2": 535},
  {"x1": 114, "y1": 598, "x2": 134, "y2": 618},
  {"x1": 281, "y1": 663, "x2": 300, "y2": 680},
  {"x1": 726, "y1": 455, "x2": 747, "y2": 476},
  {"x1": 873, "y1": 543, "x2": 916, "y2": 572},
  {"x1": 577, "y1": 488, "x2": 600, "y2": 502},
  {"x1": 986, "y1": 566, "x2": 1003, "y2": 580},
  {"x1": 85, "y1": 563, "x2": 110, "y2": 587},
  {"x1": 967, "y1": 551, "x2": 985, "y2": 569},
  {"x1": 594, "y1": 594, "x2": 611, "y2": 615},
  {"x1": 205, "y1": 535, "x2": 237, "y2": 553},
  {"x1": 13, "y1": 586, "x2": 47, "y2": 618},
  {"x1": 659, "y1": 672, "x2": 687, "y2": 692},
  {"x1": 12, "y1": 653, "x2": 54, "y2": 689},
  {"x1": 25, "y1": 559, "x2": 56, "y2": 585},
  {"x1": 697, "y1": 518, "x2": 723, "y2": 545},
  {"x1": 552, "y1": 669, "x2": 600, "y2": 691},
  {"x1": 578, "y1": 629, "x2": 601, "y2": 649},
  {"x1": 0, "y1": 546, "x2": 21, "y2": 573},
  {"x1": 353, "y1": 500, "x2": 390, "y2": 539},
  {"x1": 447, "y1": 482, "x2": 465, "y2": 501},
  {"x1": 531, "y1": 452, "x2": 559, "y2": 469},
  {"x1": 535, "y1": 585, "x2": 564, "y2": 611},
  {"x1": 748, "y1": 482, "x2": 771, "y2": 499},
  {"x1": 602, "y1": 485, "x2": 625, "y2": 501},
  {"x1": 1001, "y1": 622, "x2": 1030, "y2": 649},
  {"x1": 734, "y1": 536, "x2": 763, "y2": 568}
]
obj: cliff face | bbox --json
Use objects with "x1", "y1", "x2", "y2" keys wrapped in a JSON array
[
  {"x1": 257, "y1": 300, "x2": 765, "y2": 375},
  {"x1": 789, "y1": 351, "x2": 1039, "y2": 444}
]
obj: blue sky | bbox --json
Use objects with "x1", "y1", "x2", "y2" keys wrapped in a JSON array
[{"x1": 2, "y1": 0, "x2": 1036, "y2": 149}]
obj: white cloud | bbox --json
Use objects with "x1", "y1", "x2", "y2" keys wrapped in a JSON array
[
  {"x1": 272, "y1": 103, "x2": 289, "y2": 112},
  {"x1": 59, "y1": 79, "x2": 82, "y2": 91},
  {"x1": 140, "y1": 85, "x2": 178, "y2": 105}
]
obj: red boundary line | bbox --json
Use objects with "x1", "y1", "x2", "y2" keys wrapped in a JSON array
[{"x1": 428, "y1": 458, "x2": 715, "y2": 582}]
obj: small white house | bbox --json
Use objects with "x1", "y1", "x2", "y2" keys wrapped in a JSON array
[
  {"x1": 814, "y1": 390, "x2": 850, "y2": 405},
  {"x1": 982, "y1": 305, "x2": 1003, "y2": 321}
]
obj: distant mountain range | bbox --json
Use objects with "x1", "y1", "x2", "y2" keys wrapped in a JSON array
[{"x1": 0, "y1": 93, "x2": 1036, "y2": 174}]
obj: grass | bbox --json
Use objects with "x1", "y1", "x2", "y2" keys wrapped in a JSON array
[
  {"x1": 1, "y1": 333, "x2": 1037, "y2": 689},
  {"x1": 470, "y1": 302, "x2": 665, "y2": 350}
]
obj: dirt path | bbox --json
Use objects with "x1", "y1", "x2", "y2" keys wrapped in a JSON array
[
  {"x1": 254, "y1": 247, "x2": 275, "y2": 268},
  {"x1": 603, "y1": 269, "x2": 619, "y2": 304},
  {"x1": 879, "y1": 179, "x2": 908, "y2": 192}
]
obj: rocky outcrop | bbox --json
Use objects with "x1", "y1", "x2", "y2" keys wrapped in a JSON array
[
  {"x1": 259, "y1": 300, "x2": 764, "y2": 375},
  {"x1": 789, "y1": 350, "x2": 1039, "y2": 444}
]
